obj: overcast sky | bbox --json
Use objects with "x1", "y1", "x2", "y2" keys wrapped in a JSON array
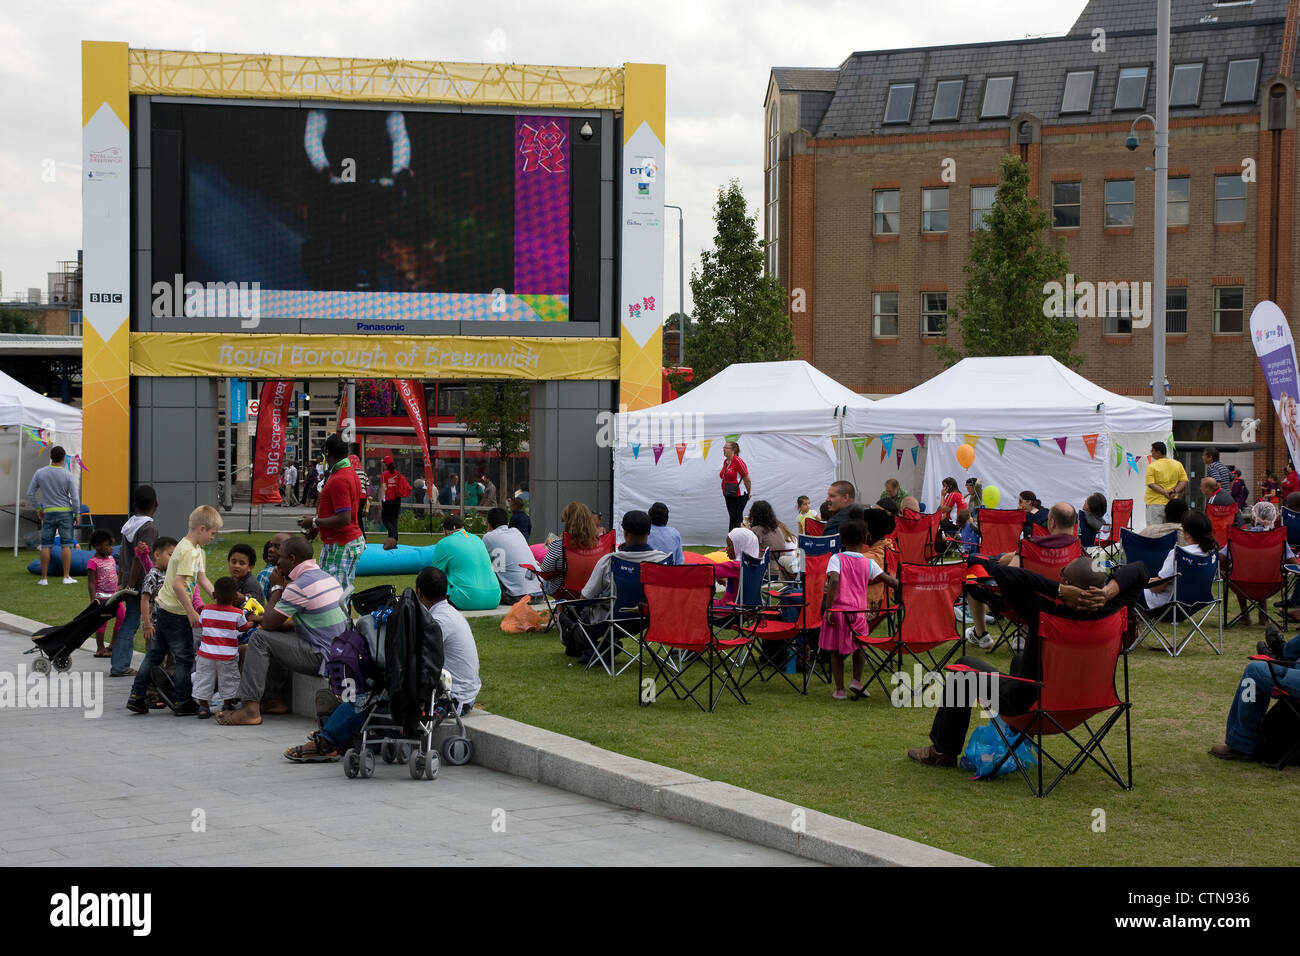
[{"x1": 0, "y1": 0, "x2": 1088, "y2": 314}]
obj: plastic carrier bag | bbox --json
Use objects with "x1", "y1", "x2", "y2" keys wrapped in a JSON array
[
  {"x1": 500, "y1": 596, "x2": 549, "y2": 633},
  {"x1": 959, "y1": 716, "x2": 1039, "y2": 779}
]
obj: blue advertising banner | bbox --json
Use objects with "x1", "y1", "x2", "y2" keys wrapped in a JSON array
[
  {"x1": 230, "y1": 378, "x2": 246, "y2": 424},
  {"x1": 1249, "y1": 301, "x2": 1300, "y2": 466}
]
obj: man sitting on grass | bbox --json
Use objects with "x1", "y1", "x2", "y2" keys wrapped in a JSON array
[
  {"x1": 217, "y1": 536, "x2": 346, "y2": 726},
  {"x1": 1210, "y1": 623, "x2": 1300, "y2": 761}
]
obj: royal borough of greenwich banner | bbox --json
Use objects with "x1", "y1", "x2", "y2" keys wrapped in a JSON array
[
  {"x1": 130, "y1": 333, "x2": 620, "y2": 380},
  {"x1": 1250, "y1": 300, "x2": 1300, "y2": 468}
]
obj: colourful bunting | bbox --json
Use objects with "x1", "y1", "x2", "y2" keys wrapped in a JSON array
[
  {"x1": 852, "y1": 437, "x2": 867, "y2": 460},
  {"x1": 881, "y1": 434, "x2": 895, "y2": 457},
  {"x1": 1082, "y1": 434, "x2": 1099, "y2": 459},
  {"x1": 72, "y1": 454, "x2": 88, "y2": 472},
  {"x1": 1055, "y1": 437, "x2": 1068, "y2": 455},
  {"x1": 963, "y1": 434, "x2": 979, "y2": 448},
  {"x1": 632, "y1": 444, "x2": 641, "y2": 460},
  {"x1": 914, "y1": 434, "x2": 927, "y2": 449},
  {"x1": 864, "y1": 436, "x2": 875, "y2": 449},
  {"x1": 724, "y1": 433, "x2": 739, "y2": 445},
  {"x1": 1167, "y1": 433, "x2": 1176, "y2": 454},
  {"x1": 652, "y1": 444, "x2": 664, "y2": 465},
  {"x1": 880, "y1": 445, "x2": 887, "y2": 463},
  {"x1": 1114, "y1": 444, "x2": 1123, "y2": 468},
  {"x1": 675, "y1": 443, "x2": 686, "y2": 465},
  {"x1": 1125, "y1": 452, "x2": 1138, "y2": 475},
  {"x1": 911, "y1": 446, "x2": 919, "y2": 465},
  {"x1": 994, "y1": 437, "x2": 1007, "y2": 456},
  {"x1": 895, "y1": 448, "x2": 904, "y2": 469},
  {"x1": 700, "y1": 439, "x2": 713, "y2": 460},
  {"x1": 1023, "y1": 438, "x2": 1040, "y2": 448}
]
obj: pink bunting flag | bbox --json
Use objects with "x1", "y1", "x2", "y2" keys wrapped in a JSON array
[
  {"x1": 1055, "y1": 437, "x2": 1068, "y2": 455},
  {"x1": 652, "y1": 444, "x2": 664, "y2": 464},
  {"x1": 895, "y1": 448, "x2": 904, "y2": 468},
  {"x1": 914, "y1": 434, "x2": 927, "y2": 449}
]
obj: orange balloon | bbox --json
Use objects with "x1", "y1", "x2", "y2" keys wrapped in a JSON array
[{"x1": 956, "y1": 443, "x2": 975, "y2": 469}]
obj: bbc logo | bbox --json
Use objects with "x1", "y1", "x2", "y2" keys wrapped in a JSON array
[{"x1": 89, "y1": 293, "x2": 123, "y2": 303}]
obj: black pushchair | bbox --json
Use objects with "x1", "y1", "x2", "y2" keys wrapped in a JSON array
[
  {"x1": 24, "y1": 589, "x2": 136, "y2": 674},
  {"x1": 336, "y1": 585, "x2": 474, "y2": 781}
]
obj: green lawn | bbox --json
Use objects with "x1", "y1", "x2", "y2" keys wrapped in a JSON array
[{"x1": 4, "y1": 533, "x2": 1297, "y2": 865}]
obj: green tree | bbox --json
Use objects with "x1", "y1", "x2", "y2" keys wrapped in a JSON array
[
  {"x1": 456, "y1": 381, "x2": 530, "y2": 496},
  {"x1": 0, "y1": 308, "x2": 39, "y2": 334},
  {"x1": 679, "y1": 180, "x2": 795, "y2": 389},
  {"x1": 939, "y1": 155, "x2": 1077, "y2": 368}
]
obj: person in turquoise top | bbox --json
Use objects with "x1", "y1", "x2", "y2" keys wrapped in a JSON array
[
  {"x1": 430, "y1": 514, "x2": 502, "y2": 610},
  {"x1": 464, "y1": 476, "x2": 482, "y2": 510}
]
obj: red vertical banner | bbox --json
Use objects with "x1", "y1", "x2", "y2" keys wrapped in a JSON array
[
  {"x1": 252, "y1": 380, "x2": 293, "y2": 503},
  {"x1": 394, "y1": 379, "x2": 435, "y2": 493}
]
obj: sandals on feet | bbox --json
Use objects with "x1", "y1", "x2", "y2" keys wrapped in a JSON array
[
  {"x1": 196, "y1": 702, "x2": 212, "y2": 719},
  {"x1": 284, "y1": 732, "x2": 344, "y2": 763}
]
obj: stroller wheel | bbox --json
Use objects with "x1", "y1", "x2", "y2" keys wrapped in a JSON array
[
  {"x1": 359, "y1": 749, "x2": 376, "y2": 779},
  {"x1": 408, "y1": 749, "x2": 425, "y2": 780},
  {"x1": 423, "y1": 748, "x2": 440, "y2": 780},
  {"x1": 396, "y1": 743, "x2": 412, "y2": 763},
  {"x1": 380, "y1": 742, "x2": 396, "y2": 764},
  {"x1": 31, "y1": 657, "x2": 51, "y2": 676},
  {"x1": 53, "y1": 656, "x2": 72, "y2": 673},
  {"x1": 441, "y1": 736, "x2": 474, "y2": 766},
  {"x1": 343, "y1": 749, "x2": 361, "y2": 779}
]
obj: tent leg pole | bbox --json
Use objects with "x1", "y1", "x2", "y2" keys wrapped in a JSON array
[{"x1": 13, "y1": 428, "x2": 22, "y2": 557}]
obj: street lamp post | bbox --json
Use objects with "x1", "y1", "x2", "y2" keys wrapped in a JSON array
[{"x1": 664, "y1": 204, "x2": 685, "y2": 366}]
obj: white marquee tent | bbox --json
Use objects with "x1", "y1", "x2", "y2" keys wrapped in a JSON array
[
  {"x1": 613, "y1": 361, "x2": 873, "y2": 544},
  {"x1": 858, "y1": 356, "x2": 1173, "y2": 528},
  {"x1": 0, "y1": 371, "x2": 83, "y2": 552}
]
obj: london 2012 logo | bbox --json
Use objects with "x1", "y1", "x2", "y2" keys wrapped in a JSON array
[{"x1": 632, "y1": 157, "x2": 657, "y2": 196}]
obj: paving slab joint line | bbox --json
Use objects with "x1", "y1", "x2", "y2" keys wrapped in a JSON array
[{"x1": 454, "y1": 711, "x2": 985, "y2": 867}]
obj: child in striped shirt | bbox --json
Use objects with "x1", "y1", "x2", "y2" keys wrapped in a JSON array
[{"x1": 192, "y1": 577, "x2": 254, "y2": 719}]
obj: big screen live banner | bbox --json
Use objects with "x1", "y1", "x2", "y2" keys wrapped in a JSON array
[
  {"x1": 82, "y1": 41, "x2": 665, "y2": 516},
  {"x1": 1250, "y1": 300, "x2": 1300, "y2": 467}
]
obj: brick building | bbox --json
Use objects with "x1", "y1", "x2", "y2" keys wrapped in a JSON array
[{"x1": 765, "y1": 0, "x2": 1300, "y2": 486}]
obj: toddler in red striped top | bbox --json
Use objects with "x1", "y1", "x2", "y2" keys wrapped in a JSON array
[{"x1": 192, "y1": 577, "x2": 254, "y2": 719}]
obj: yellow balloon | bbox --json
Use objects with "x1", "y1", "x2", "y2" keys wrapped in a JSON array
[
  {"x1": 956, "y1": 443, "x2": 975, "y2": 470},
  {"x1": 982, "y1": 486, "x2": 1001, "y2": 508}
]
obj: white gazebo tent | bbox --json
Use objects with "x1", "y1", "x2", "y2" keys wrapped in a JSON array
[
  {"x1": 858, "y1": 356, "x2": 1173, "y2": 529},
  {"x1": 613, "y1": 361, "x2": 873, "y2": 544},
  {"x1": 0, "y1": 371, "x2": 83, "y2": 552}
]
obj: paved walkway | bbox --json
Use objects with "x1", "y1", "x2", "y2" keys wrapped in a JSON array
[{"x1": 0, "y1": 632, "x2": 814, "y2": 866}]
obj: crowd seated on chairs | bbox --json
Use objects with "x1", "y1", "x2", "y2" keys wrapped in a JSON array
[
  {"x1": 747, "y1": 499, "x2": 799, "y2": 577},
  {"x1": 532, "y1": 503, "x2": 608, "y2": 597},
  {"x1": 908, "y1": 554, "x2": 1147, "y2": 777},
  {"x1": 964, "y1": 502, "x2": 1081, "y2": 651},
  {"x1": 1139, "y1": 510, "x2": 1217, "y2": 616}
]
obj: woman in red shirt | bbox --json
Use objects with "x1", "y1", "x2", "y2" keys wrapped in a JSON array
[
  {"x1": 939, "y1": 476, "x2": 965, "y2": 534},
  {"x1": 719, "y1": 440, "x2": 752, "y2": 531}
]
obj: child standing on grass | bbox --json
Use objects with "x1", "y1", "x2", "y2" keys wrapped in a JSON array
[
  {"x1": 85, "y1": 529, "x2": 125, "y2": 658},
  {"x1": 192, "y1": 576, "x2": 254, "y2": 718},
  {"x1": 821, "y1": 519, "x2": 898, "y2": 700},
  {"x1": 796, "y1": 496, "x2": 812, "y2": 534}
]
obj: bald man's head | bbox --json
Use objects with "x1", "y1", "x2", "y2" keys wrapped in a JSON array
[
  {"x1": 1062, "y1": 556, "x2": 1106, "y2": 589},
  {"x1": 1047, "y1": 502, "x2": 1077, "y2": 534}
]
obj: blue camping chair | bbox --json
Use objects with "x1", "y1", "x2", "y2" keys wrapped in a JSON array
[
  {"x1": 1282, "y1": 507, "x2": 1300, "y2": 552},
  {"x1": 1078, "y1": 505, "x2": 1099, "y2": 549},
  {"x1": 797, "y1": 533, "x2": 841, "y2": 556},
  {"x1": 554, "y1": 555, "x2": 659, "y2": 676},
  {"x1": 1121, "y1": 528, "x2": 1177, "y2": 578},
  {"x1": 1134, "y1": 548, "x2": 1223, "y2": 656}
]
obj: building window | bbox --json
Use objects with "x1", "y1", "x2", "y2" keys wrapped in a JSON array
[
  {"x1": 1224, "y1": 58, "x2": 1260, "y2": 104},
  {"x1": 1214, "y1": 174, "x2": 1247, "y2": 223},
  {"x1": 1103, "y1": 286, "x2": 1133, "y2": 335},
  {"x1": 980, "y1": 75, "x2": 1015, "y2": 118},
  {"x1": 970, "y1": 185, "x2": 996, "y2": 230},
  {"x1": 1061, "y1": 70, "x2": 1095, "y2": 113},
  {"x1": 931, "y1": 79, "x2": 964, "y2": 121},
  {"x1": 1166, "y1": 287, "x2": 1188, "y2": 333},
  {"x1": 873, "y1": 292, "x2": 899, "y2": 338},
  {"x1": 1167, "y1": 176, "x2": 1190, "y2": 226},
  {"x1": 1053, "y1": 181, "x2": 1081, "y2": 228},
  {"x1": 1104, "y1": 179, "x2": 1135, "y2": 226},
  {"x1": 1214, "y1": 286, "x2": 1244, "y2": 333},
  {"x1": 921, "y1": 293, "x2": 947, "y2": 337},
  {"x1": 884, "y1": 82, "x2": 916, "y2": 124},
  {"x1": 874, "y1": 189, "x2": 900, "y2": 234},
  {"x1": 1114, "y1": 66, "x2": 1149, "y2": 110},
  {"x1": 1170, "y1": 62, "x2": 1203, "y2": 107},
  {"x1": 921, "y1": 187, "x2": 949, "y2": 233},
  {"x1": 69, "y1": 310, "x2": 83, "y2": 337}
]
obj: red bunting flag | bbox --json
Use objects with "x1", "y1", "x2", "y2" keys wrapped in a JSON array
[{"x1": 675, "y1": 442, "x2": 686, "y2": 464}]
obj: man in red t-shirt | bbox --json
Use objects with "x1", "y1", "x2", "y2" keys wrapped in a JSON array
[
  {"x1": 299, "y1": 433, "x2": 365, "y2": 597},
  {"x1": 379, "y1": 454, "x2": 412, "y2": 549}
]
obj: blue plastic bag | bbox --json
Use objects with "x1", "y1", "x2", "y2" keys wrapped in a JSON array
[{"x1": 959, "y1": 716, "x2": 1039, "y2": 779}]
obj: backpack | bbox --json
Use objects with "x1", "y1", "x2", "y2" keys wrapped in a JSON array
[
  {"x1": 385, "y1": 588, "x2": 446, "y2": 735},
  {"x1": 325, "y1": 629, "x2": 375, "y2": 700}
]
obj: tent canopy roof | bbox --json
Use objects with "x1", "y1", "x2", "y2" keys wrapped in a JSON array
[
  {"x1": 0, "y1": 370, "x2": 81, "y2": 433},
  {"x1": 619, "y1": 361, "x2": 872, "y2": 435},
  {"x1": 860, "y1": 356, "x2": 1171, "y2": 436}
]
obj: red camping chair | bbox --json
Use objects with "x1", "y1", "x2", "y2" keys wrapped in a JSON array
[
  {"x1": 951, "y1": 607, "x2": 1132, "y2": 797},
  {"x1": 1223, "y1": 525, "x2": 1287, "y2": 629},
  {"x1": 523, "y1": 530, "x2": 616, "y2": 627},
  {"x1": 1095, "y1": 498, "x2": 1134, "y2": 559},
  {"x1": 637, "y1": 563, "x2": 752, "y2": 712},
  {"x1": 975, "y1": 508, "x2": 1024, "y2": 558},
  {"x1": 1029, "y1": 522, "x2": 1050, "y2": 538},
  {"x1": 803, "y1": 518, "x2": 826, "y2": 536},
  {"x1": 895, "y1": 511, "x2": 942, "y2": 565},
  {"x1": 1206, "y1": 503, "x2": 1238, "y2": 547},
  {"x1": 1019, "y1": 537, "x2": 1084, "y2": 582},
  {"x1": 855, "y1": 562, "x2": 966, "y2": 699}
]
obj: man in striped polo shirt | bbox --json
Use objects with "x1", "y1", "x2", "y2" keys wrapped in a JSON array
[{"x1": 217, "y1": 536, "x2": 346, "y2": 726}]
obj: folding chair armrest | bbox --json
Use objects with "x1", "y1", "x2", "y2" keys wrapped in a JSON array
[
  {"x1": 1249, "y1": 653, "x2": 1299, "y2": 667},
  {"x1": 945, "y1": 662, "x2": 1040, "y2": 687},
  {"x1": 552, "y1": 596, "x2": 606, "y2": 611},
  {"x1": 521, "y1": 563, "x2": 563, "y2": 582}
]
